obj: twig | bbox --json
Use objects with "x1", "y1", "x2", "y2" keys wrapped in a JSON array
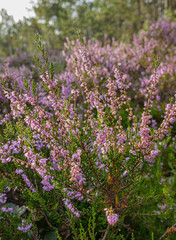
[
  {"x1": 159, "y1": 223, "x2": 176, "y2": 240},
  {"x1": 42, "y1": 211, "x2": 53, "y2": 228},
  {"x1": 135, "y1": 218, "x2": 161, "y2": 234},
  {"x1": 119, "y1": 222, "x2": 135, "y2": 233},
  {"x1": 129, "y1": 213, "x2": 160, "y2": 216},
  {"x1": 102, "y1": 224, "x2": 110, "y2": 240}
]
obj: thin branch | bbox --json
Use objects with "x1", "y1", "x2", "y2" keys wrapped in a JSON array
[
  {"x1": 102, "y1": 224, "x2": 110, "y2": 240},
  {"x1": 42, "y1": 211, "x2": 53, "y2": 228},
  {"x1": 129, "y1": 213, "x2": 160, "y2": 216},
  {"x1": 159, "y1": 223, "x2": 176, "y2": 240}
]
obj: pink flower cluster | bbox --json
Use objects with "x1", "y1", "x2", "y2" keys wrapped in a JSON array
[{"x1": 104, "y1": 208, "x2": 119, "y2": 226}]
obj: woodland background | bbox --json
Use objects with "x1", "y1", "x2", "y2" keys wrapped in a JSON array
[{"x1": 0, "y1": 0, "x2": 176, "y2": 57}]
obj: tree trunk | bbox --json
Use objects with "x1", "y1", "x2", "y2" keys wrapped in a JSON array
[
  {"x1": 140, "y1": 0, "x2": 144, "y2": 12},
  {"x1": 164, "y1": 0, "x2": 168, "y2": 11},
  {"x1": 137, "y1": 0, "x2": 141, "y2": 16},
  {"x1": 152, "y1": 0, "x2": 158, "y2": 21},
  {"x1": 158, "y1": 0, "x2": 162, "y2": 17},
  {"x1": 170, "y1": 0, "x2": 176, "y2": 14},
  {"x1": 8, "y1": 38, "x2": 13, "y2": 56}
]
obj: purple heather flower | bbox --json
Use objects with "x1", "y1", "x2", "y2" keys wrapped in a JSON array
[
  {"x1": 104, "y1": 208, "x2": 119, "y2": 225},
  {"x1": 158, "y1": 203, "x2": 168, "y2": 213},
  {"x1": 107, "y1": 214, "x2": 119, "y2": 226},
  {"x1": 16, "y1": 169, "x2": 23, "y2": 174},
  {"x1": 0, "y1": 194, "x2": 7, "y2": 204},
  {"x1": 122, "y1": 170, "x2": 128, "y2": 177},
  {"x1": 18, "y1": 220, "x2": 32, "y2": 232},
  {"x1": 63, "y1": 198, "x2": 80, "y2": 217},
  {"x1": 129, "y1": 149, "x2": 136, "y2": 155},
  {"x1": 1, "y1": 207, "x2": 13, "y2": 213},
  {"x1": 22, "y1": 174, "x2": 36, "y2": 193}
]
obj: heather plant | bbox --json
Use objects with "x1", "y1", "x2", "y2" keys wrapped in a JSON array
[
  {"x1": 0, "y1": 60, "x2": 53, "y2": 129},
  {"x1": 0, "y1": 33, "x2": 176, "y2": 240},
  {"x1": 58, "y1": 18, "x2": 176, "y2": 103},
  {"x1": 0, "y1": 48, "x2": 65, "y2": 116},
  {"x1": 0, "y1": 18, "x2": 175, "y2": 122}
]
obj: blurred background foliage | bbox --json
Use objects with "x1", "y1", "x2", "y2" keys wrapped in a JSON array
[{"x1": 0, "y1": 0, "x2": 176, "y2": 57}]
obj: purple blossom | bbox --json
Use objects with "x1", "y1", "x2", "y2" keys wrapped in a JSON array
[
  {"x1": 22, "y1": 174, "x2": 36, "y2": 193},
  {"x1": 130, "y1": 149, "x2": 136, "y2": 156},
  {"x1": 122, "y1": 170, "x2": 128, "y2": 177},
  {"x1": 105, "y1": 208, "x2": 119, "y2": 225},
  {"x1": 0, "y1": 194, "x2": 7, "y2": 204},
  {"x1": 16, "y1": 169, "x2": 23, "y2": 174},
  {"x1": 63, "y1": 198, "x2": 80, "y2": 217},
  {"x1": 1, "y1": 207, "x2": 13, "y2": 213},
  {"x1": 18, "y1": 220, "x2": 32, "y2": 232},
  {"x1": 107, "y1": 214, "x2": 119, "y2": 226}
]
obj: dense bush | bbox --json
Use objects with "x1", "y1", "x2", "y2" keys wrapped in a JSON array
[
  {"x1": 59, "y1": 18, "x2": 176, "y2": 101},
  {"x1": 0, "y1": 18, "x2": 176, "y2": 240}
]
